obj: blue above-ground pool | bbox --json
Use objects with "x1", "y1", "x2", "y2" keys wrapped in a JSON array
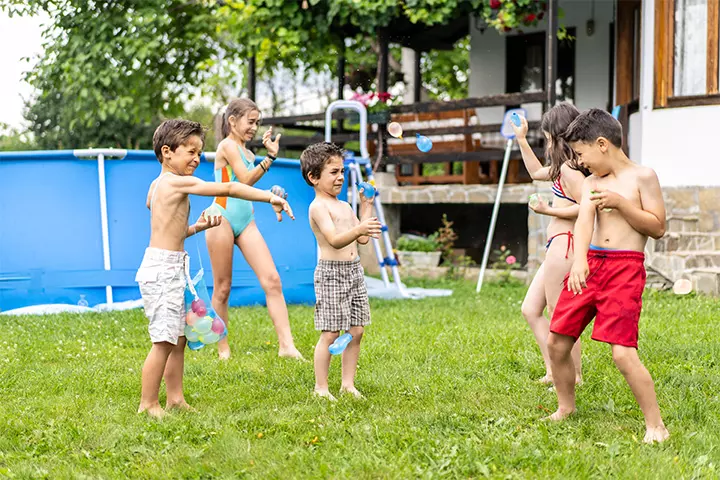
[{"x1": 0, "y1": 149, "x2": 329, "y2": 312}]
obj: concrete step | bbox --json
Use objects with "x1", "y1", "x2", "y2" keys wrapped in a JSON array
[
  {"x1": 689, "y1": 268, "x2": 720, "y2": 296},
  {"x1": 645, "y1": 266, "x2": 673, "y2": 291},
  {"x1": 650, "y1": 232, "x2": 720, "y2": 253},
  {"x1": 666, "y1": 215, "x2": 700, "y2": 233}
]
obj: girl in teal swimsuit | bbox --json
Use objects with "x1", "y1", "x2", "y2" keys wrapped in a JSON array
[{"x1": 205, "y1": 98, "x2": 304, "y2": 360}]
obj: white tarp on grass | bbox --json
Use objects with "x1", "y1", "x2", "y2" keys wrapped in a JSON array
[{"x1": 0, "y1": 277, "x2": 451, "y2": 315}]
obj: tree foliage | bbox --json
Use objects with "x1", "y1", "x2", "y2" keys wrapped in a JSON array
[
  {"x1": 6, "y1": 0, "x2": 221, "y2": 148},
  {"x1": 1, "y1": 0, "x2": 538, "y2": 148},
  {"x1": 422, "y1": 37, "x2": 470, "y2": 100}
]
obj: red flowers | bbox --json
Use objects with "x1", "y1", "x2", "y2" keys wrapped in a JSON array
[
  {"x1": 351, "y1": 91, "x2": 393, "y2": 105},
  {"x1": 490, "y1": 0, "x2": 501, "y2": 8},
  {"x1": 524, "y1": 13, "x2": 536, "y2": 23}
]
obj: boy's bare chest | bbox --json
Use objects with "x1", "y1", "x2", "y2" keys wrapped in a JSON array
[
  {"x1": 595, "y1": 176, "x2": 640, "y2": 204},
  {"x1": 327, "y1": 204, "x2": 355, "y2": 230}
]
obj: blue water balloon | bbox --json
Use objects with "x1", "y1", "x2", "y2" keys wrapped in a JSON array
[
  {"x1": 357, "y1": 181, "x2": 376, "y2": 199},
  {"x1": 328, "y1": 333, "x2": 353, "y2": 355},
  {"x1": 415, "y1": 133, "x2": 433, "y2": 153}
]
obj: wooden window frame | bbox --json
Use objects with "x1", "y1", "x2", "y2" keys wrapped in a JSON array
[{"x1": 655, "y1": 0, "x2": 720, "y2": 108}]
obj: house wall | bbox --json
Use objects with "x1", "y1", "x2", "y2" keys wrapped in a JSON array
[
  {"x1": 636, "y1": 0, "x2": 720, "y2": 187},
  {"x1": 469, "y1": 0, "x2": 615, "y2": 125}
]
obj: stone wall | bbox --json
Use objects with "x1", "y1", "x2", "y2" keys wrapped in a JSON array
[
  {"x1": 363, "y1": 183, "x2": 720, "y2": 287},
  {"x1": 663, "y1": 187, "x2": 720, "y2": 233}
]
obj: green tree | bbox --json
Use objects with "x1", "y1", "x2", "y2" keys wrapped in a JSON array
[
  {"x1": 0, "y1": 123, "x2": 35, "y2": 151},
  {"x1": 422, "y1": 36, "x2": 471, "y2": 100},
  {"x1": 3, "y1": 0, "x2": 538, "y2": 150},
  {"x1": 8, "y1": 0, "x2": 222, "y2": 149}
]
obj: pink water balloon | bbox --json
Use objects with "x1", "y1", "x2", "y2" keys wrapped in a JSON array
[
  {"x1": 211, "y1": 317, "x2": 225, "y2": 334},
  {"x1": 191, "y1": 298, "x2": 207, "y2": 316}
]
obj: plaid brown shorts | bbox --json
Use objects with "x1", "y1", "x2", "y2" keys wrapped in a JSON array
[{"x1": 314, "y1": 258, "x2": 371, "y2": 332}]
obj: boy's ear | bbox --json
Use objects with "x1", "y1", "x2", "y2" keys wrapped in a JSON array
[
  {"x1": 596, "y1": 136, "x2": 610, "y2": 153},
  {"x1": 307, "y1": 172, "x2": 320, "y2": 186},
  {"x1": 161, "y1": 145, "x2": 172, "y2": 162}
]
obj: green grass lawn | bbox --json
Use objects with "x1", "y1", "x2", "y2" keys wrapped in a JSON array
[{"x1": 1, "y1": 279, "x2": 718, "y2": 479}]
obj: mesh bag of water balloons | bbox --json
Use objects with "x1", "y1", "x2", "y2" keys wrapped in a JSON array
[{"x1": 183, "y1": 269, "x2": 227, "y2": 351}]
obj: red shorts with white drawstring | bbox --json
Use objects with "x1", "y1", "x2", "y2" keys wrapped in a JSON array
[{"x1": 550, "y1": 250, "x2": 646, "y2": 348}]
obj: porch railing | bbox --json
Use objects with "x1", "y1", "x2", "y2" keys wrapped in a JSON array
[{"x1": 256, "y1": 91, "x2": 547, "y2": 185}]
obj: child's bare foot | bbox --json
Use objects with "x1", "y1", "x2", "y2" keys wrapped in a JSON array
[
  {"x1": 339, "y1": 386, "x2": 364, "y2": 399},
  {"x1": 279, "y1": 346, "x2": 305, "y2": 361},
  {"x1": 542, "y1": 407, "x2": 576, "y2": 422},
  {"x1": 166, "y1": 400, "x2": 196, "y2": 412},
  {"x1": 313, "y1": 389, "x2": 337, "y2": 401},
  {"x1": 217, "y1": 340, "x2": 231, "y2": 360},
  {"x1": 644, "y1": 425, "x2": 670, "y2": 444},
  {"x1": 537, "y1": 374, "x2": 553, "y2": 385},
  {"x1": 138, "y1": 403, "x2": 165, "y2": 419}
]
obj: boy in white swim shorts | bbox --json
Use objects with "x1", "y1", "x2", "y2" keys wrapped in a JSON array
[{"x1": 135, "y1": 119, "x2": 294, "y2": 418}]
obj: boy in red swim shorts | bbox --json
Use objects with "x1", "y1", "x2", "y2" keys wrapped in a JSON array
[{"x1": 545, "y1": 109, "x2": 670, "y2": 444}]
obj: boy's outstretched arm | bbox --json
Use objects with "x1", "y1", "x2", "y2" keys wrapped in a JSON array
[
  {"x1": 172, "y1": 175, "x2": 294, "y2": 220},
  {"x1": 310, "y1": 202, "x2": 381, "y2": 249},
  {"x1": 590, "y1": 168, "x2": 666, "y2": 239},
  {"x1": 568, "y1": 177, "x2": 597, "y2": 294}
]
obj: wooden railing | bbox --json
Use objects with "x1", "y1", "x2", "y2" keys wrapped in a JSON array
[{"x1": 256, "y1": 91, "x2": 547, "y2": 185}]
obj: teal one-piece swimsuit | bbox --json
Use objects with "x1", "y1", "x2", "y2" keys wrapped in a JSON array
[{"x1": 212, "y1": 147, "x2": 255, "y2": 237}]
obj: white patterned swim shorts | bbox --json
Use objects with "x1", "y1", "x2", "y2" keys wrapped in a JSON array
[{"x1": 135, "y1": 247, "x2": 189, "y2": 345}]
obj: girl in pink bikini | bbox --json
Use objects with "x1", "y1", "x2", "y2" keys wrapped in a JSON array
[{"x1": 512, "y1": 102, "x2": 589, "y2": 385}]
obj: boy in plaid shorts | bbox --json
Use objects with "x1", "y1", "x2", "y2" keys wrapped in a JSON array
[{"x1": 300, "y1": 142, "x2": 381, "y2": 400}]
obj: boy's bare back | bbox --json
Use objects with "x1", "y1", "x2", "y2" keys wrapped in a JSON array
[
  {"x1": 585, "y1": 164, "x2": 665, "y2": 252},
  {"x1": 309, "y1": 197, "x2": 360, "y2": 261}
]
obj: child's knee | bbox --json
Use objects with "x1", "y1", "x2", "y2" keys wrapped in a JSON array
[
  {"x1": 348, "y1": 326, "x2": 364, "y2": 339},
  {"x1": 212, "y1": 280, "x2": 232, "y2": 303},
  {"x1": 547, "y1": 334, "x2": 573, "y2": 357},
  {"x1": 320, "y1": 331, "x2": 340, "y2": 343},
  {"x1": 260, "y1": 271, "x2": 282, "y2": 294},
  {"x1": 521, "y1": 300, "x2": 544, "y2": 322},
  {"x1": 611, "y1": 346, "x2": 638, "y2": 373}
]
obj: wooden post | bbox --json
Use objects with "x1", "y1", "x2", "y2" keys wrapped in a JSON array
[
  {"x1": 377, "y1": 29, "x2": 390, "y2": 93},
  {"x1": 337, "y1": 40, "x2": 346, "y2": 102},
  {"x1": 376, "y1": 28, "x2": 390, "y2": 172},
  {"x1": 248, "y1": 55, "x2": 257, "y2": 101},
  {"x1": 545, "y1": 0, "x2": 559, "y2": 109},
  {"x1": 414, "y1": 49, "x2": 422, "y2": 103},
  {"x1": 337, "y1": 39, "x2": 346, "y2": 133}
]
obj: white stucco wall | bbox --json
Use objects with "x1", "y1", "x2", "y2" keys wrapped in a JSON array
[{"x1": 469, "y1": 0, "x2": 615, "y2": 125}]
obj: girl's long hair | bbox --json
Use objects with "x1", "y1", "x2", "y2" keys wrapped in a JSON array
[{"x1": 540, "y1": 102, "x2": 589, "y2": 180}]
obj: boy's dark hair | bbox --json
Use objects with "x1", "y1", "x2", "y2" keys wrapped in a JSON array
[
  {"x1": 563, "y1": 108, "x2": 623, "y2": 148},
  {"x1": 152, "y1": 119, "x2": 205, "y2": 163},
  {"x1": 300, "y1": 142, "x2": 345, "y2": 186}
]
